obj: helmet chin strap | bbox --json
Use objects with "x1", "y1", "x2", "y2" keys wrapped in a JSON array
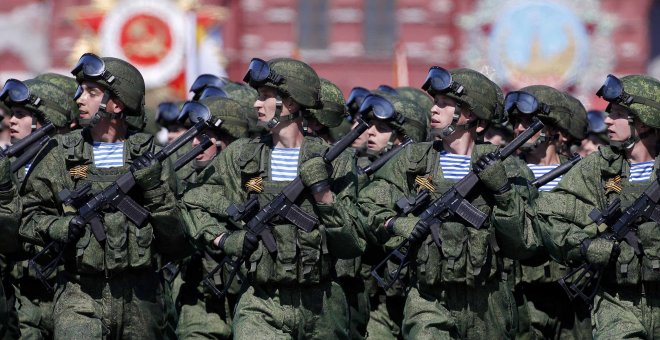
[
  {"x1": 262, "y1": 95, "x2": 303, "y2": 130},
  {"x1": 611, "y1": 115, "x2": 650, "y2": 151},
  {"x1": 82, "y1": 90, "x2": 126, "y2": 128},
  {"x1": 438, "y1": 103, "x2": 478, "y2": 138},
  {"x1": 519, "y1": 127, "x2": 550, "y2": 153}
]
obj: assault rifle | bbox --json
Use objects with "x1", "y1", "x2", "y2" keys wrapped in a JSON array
[
  {"x1": 371, "y1": 119, "x2": 544, "y2": 289},
  {"x1": 559, "y1": 172, "x2": 660, "y2": 306},
  {"x1": 30, "y1": 108, "x2": 220, "y2": 292},
  {"x1": 2, "y1": 121, "x2": 55, "y2": 169},
  {"x1": 358, "y1": 137, "x2": 413, "y2": 176},
  {"x1": 203, "y1": 119, "x2": 371, "y2": 298},
  {"x1": 530, "y1": 153, "x2": 581, "y2": 189}
]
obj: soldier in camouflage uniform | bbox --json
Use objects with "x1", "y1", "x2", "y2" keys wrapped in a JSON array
[
  {"x1": 358, "y1": 66, "x2": 535, "y2": 339},
  {"x1": 19, "y1": 53, "x2": 185, "y2": 339},
  {"x1": 0, "y1": 76, "x2": 76, "y2": 340},
  {"x1": 499, "y1": 86, "x2": 591, "y2": 340},
  {"x1": 577, "y1": 110, "x2": 609, "y2": 158},
  {"x1": 532, "y1": 74, "x2": 660, "y2": 338},
  {"x1": 181, "y1": 57, "x2": 364, "y2": 339},
  {"x1": 174, "y1": 96, "x2": 249, "y2": 340},
  {"x1": 0, "y1": 143, "x2": 20, "y2": 340}
]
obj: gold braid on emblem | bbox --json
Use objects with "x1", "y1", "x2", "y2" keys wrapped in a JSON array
[
  {"x1": 69, "y1": 165, "x2": 89, "y2": 180},
  {"x1": 245, "y1": 177, "x2": 264, "y2": 193},
  {"x1": 415, "y1": 175, "x2": 435, "y2": 193},
  {"x1": 604, "y1": 175, "x2": 622, "y2": 194}
]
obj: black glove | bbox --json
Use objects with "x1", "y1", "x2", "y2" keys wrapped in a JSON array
[
  {"x1": 67, "y1": 215, "x2": 86, "y2": 243},
  {"x1": 299, "y1": 156, "x2": 333, "y2": 193},
  {"x1": 473, "y1": 152, "x2": 511, "y2": 194},
  {"x1": 132, "y1": 152, "x2": 162, "y2": 190}
]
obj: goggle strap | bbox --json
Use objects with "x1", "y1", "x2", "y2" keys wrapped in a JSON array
[{"x1": 631, "y1": 95, "x2": 660, "y2": 111}]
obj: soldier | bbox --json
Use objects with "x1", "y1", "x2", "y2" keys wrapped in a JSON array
[
  {"x1": 503, "y1": 86, "x2": 591, "y2": 339},
  {"x1": 181, "y1": 57, "x2": 364, "y2": 339},
  {"x1": 577, "y1": 110, "x2": 609, "y2": 157},
  {"x1": 1, "y1": 76, "x2": 76, "y2": 340},
  {"x1": 0, "y1": 144, "x2": 20, "y2": 340},
  {"x1": 358, "y1": 66, "x2": 534, "y2": 339},
  {"x1": 306, "y1": 78, "x2": 346, "y2": 144},
  {"x1": 175, "y1": 96, "x2": 249, "y2": 340},
  {"x1": 534, "y1": 74, "x2": 660, "y2": 338},
  {"x1": 0, "y1": 102, "x2": 12, "y2": 148},
  {"x1": 19, "y1": 53, "x2": 185, "y2": 339}
]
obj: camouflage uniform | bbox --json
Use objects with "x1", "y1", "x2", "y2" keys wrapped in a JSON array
[
  {"x1": 174, "y1": 97, "x2": 249, "y2": 340},
  {"x1": 19, "y1": 56, "x2": 184, "y2": 339},
  {"x1": 502, "y1": 86, "x2": 591, "y2": 340},
  {"x1": 0, "y1": 76, "x2": 77, "y2": 340},
  {"x1": 0, "y1": 153, "x2": 21, "y2": 340},
  {"x1": 358, "y1": 68, "x2": 533, "y2": 339},
  {"x1": 535, "y1": 75, "x2": 660, "y2": 338},
  {"x1": 181, "y1": 58, "x2": 363, "y2": 339}
]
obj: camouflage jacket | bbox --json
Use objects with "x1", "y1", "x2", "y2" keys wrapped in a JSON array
[
  {"x1": 19, "y1": 128, "x2": 184, "y2": 275},
  {"x1": 536, "y1": 145, "x2": 660, "y2": 285},
  {"x1": 181, "y1": 135, "x2": 365, "y2": 286},
  {"x1": 358, "y1": 141, "x2": 534, "y2": 287}
]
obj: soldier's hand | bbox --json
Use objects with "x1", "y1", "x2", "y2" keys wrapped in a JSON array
[
  {"x1": 132, "y1": 152, "x2": 162, "y2": 190},
  {"x1": 581, "y1": 237, "x2": 620, "y2": 268},
  {"x1": 48, "y1": 216, "x2": 84, "y2": 243},
  {"x1": 473, "y1": 152, "x2": 510, "y2": 194},
  {"x1": 299, "y1": 156, "x2": 332, "y2": 194},
  {"x1": 218, "y1": 231, "x2": 258, "y2": 258},
  {"x1": 67, "y1": 216, "x2": 86, "y2": 243},
  {"x1": 385, "y1": 217, "x2": 423, "y2": 240}
]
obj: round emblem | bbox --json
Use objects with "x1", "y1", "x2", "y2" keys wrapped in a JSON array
[{"x1": 100, "y1": 0, "x2": 185, "y2": 88}]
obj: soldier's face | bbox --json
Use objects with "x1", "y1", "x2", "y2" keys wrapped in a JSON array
[
  {"x1": 513, "y1": 115, "x2": 543, "y2": 143},
  {"x1": 254, "y1": 86, "x2": 298, "y2": 125},
  {"x1": 367, "y1": 120, "x2": 393, "y2": 153},
  {"x1": 351, "y1": 119, "x2": 368, "y2": 149},
  {"x1": 76, "y1": 81, "x2": 124, "y2": 120},
  {"x1": 9, "y1": 107, "x2": 38, "y2": 140},
  {"x1": 166, "y1": 124, "x2": 187, "y2": 143},
  {"x1": 192, "y1": 132, "x2": 219, "y2": 162},
  {"x1": 604, "y1": 104, "x2": 632, "y2": 142},
  {"x1": 430, "y1": 94, "x2": 470, "y2": 130}
]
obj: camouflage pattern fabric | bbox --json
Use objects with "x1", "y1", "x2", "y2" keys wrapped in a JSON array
[
  {"x1": 247, "y1": 58, "x2": 322, "y2": 109},
  {"x1": 308, "y1": 78, "x2": 346, "y2": 128},
  {"x1": 34, "y1": 73, "x2": 80, "y2": 124},
  {"x1": 2, "y1": 79, "x2": 73, "y2": 129},
  {"x1": 618, "y1": 75, "x2": 660, "y2": 128}
]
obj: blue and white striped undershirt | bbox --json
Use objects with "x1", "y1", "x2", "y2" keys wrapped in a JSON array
[
  {"x1": 528, "y1": 163, "x2": 561, "y2": 192},
  {"x1": 92, "y1": 141, "x2": 124, "y2": 168},
  {"x1": 271, "y1": 147, "x2": 300, "y2": 181},
  {"x1": 629, "y1": 160, "x2": 654, "y2": 182},
  {"x1": 439, "y1": 151, "x2": 471, "y2": 180}
]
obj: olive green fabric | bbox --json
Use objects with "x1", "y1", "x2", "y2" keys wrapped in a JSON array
[
  {"x1": 255, "y1": 58, "x2": 322, "y2": 109},
  {"x1": 560, "y1": 92, "x2": 588, "y2": 140},
  {"x1": 366, "y1": 295, "x2": 404, "y2": 340},
  {"x1": 18, "y1": 127, "x2": 185, "y2": 338},
  {"x1": 34, "y1": 73, "x2": 80, "y2": 124},
  {"x1": 72, "y1": 57, "x2": 145, "y2": 117},
  {"x1": 618, "y1": 75, "x2": 660, "y2": 128},
  {"x1": 199, "y1": 97, "x2": 249, "y2": 140},
  {"x1": 358, "y1": 141, "x2": 535, "y2": 339},
  {"x1": 362, "y1": 94, "x2": 429, "y2": 143},
  {"x1": 396, "y1": 86, "x2": 433, "y2": 117},
  {"x1": 308, "y1": 78, "x2": 346, "y2": 128},
  {"x1": 534, "y1": 146, "x2": 660, "y2": 338},
  {"x1": 223, "y1": 82, "x2": 262, "y2": 137},
  {"x1": 512, "y1": 85, "x2": 573, "y2": 135},
  {"x1": 231, "y1": 282, "x2": 349, "y2": 339},
  {"x1": 15, "y1": 288, "x2": 54, "y2": 340},
  {"x1": 429, "y1": 68, "x2": 504, "y2": 122},
  {"x1": 2, "y1": 79, "x2": 73, "y2": 129}
]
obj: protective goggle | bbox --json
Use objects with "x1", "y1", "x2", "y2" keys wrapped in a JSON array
[
  {"x1": 587, "y1": 110, "x2": 607, "y2": 134},
  {"x1": 196, "y1": 86, "x2": 228, "y2": 101},
  {"x1": 504, "y1": 91, "x2": 551, "y2": 115},
  {"x1": 0, "y1": 79, "x2": 42, "y2": 107},
  {"x1": 358, "y1": 94, "x2": 404, "y2": 124},
  {"x1": 177, "y1": 101, "x2": 212, "y2": 124},
  {"x1": 242, "y1": 58, "x2": 284, "y2": 86},
  {"x1": 71, "y1": 53, "x2": 116, "y2": 84},
  {"x1": 346, "y1": 87, "x2": 371, "y2": 111},
  {"x1": 190, "y1": 74, "x2": 228, "y2": 97},
  {"x1": 156, "y1": 102, "x2": 180, "y2": 125},
  {"x1": 596, "y1": 74, "x2": 660, "y2": 110},
  {"x1": 376, "y1": 85, "x2": 399, "y2": 96},
  {"x1": 421, "y1": 66, "x2": 465, "y2": 96}
]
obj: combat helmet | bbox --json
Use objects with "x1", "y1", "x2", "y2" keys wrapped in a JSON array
[
  {"x1": 35, "y1": 73, "x2": 80, "y2": 125},
  {"x1": 308, "y1": 78, "x2": 346, "y2": 128},
  {"x1": 396, "y1": 86, "x2": 433, "y2": 117},
  {"x1": 421, "y1": 66, "x2": 503, "y2": 136},
  {"x1": 198, "y1": 96, "x2": 249, "y2": 141},
  {"x1": 560, "y1": 92, "x2": 588, "y2": 140},
  {"x1": 612, "y1": 75, "x2": 660, "y2": 129},
  {"x1": 1, "y1": 78, "x2": 73, "y2": 129},
  {"x1": 360, "y1": 93, "x2": 429, "y2": 143},
  {"x1": 243, "y1": 57, "x2": 321, "y2": 129},
  {"x1": 71, "y1": 53, "x2": 146, "y2": 130}
]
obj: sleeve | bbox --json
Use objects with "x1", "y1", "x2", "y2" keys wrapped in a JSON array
[
  {"x1": 19, "y1": 139, "x2": 71, "y2": 247},
  {"x1": 316, "y1": 149, "x2": 366, "y2": 259},
  {"x1": 0, "y1": 181, "x2": 21, "y2": 253}
]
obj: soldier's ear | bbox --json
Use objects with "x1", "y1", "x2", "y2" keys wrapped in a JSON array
[
  {"x1": 108, "y1": 97, "x2": 125, "y2": 113},
  {"x1": 476, "y1": 119, "x2": 488, "y2": 134}
]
